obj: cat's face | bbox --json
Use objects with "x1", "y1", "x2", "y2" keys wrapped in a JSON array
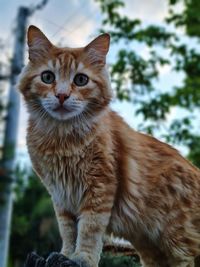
[{"x1": 18, "y1": 26, "x2": 112, "y2": 122}]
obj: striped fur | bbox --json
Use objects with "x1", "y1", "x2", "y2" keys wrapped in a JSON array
[{"x1": 18, "y1": 26, "x2": 200, "y2": 267}]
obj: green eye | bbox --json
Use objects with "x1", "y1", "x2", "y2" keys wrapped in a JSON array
[
  {"x1": 73, "y1": 73, "x2": 89, "y2": 86},
  {"x1": 41, "y1": 71, "x2": 55, "y2": 84}
]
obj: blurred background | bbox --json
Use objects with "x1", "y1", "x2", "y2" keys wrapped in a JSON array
[{"x1": 0, "y1": 0, "x2": 200, "y2": 267}]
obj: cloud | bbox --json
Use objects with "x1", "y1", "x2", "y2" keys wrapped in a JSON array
[
  {"x1": 55, "y1": 16, "x2": 97, "y2": 47},
  {"x1": 120, "y1": 0, "x2": 168, "y2": 24}
]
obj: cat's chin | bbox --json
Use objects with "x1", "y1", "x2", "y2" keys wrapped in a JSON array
[
  {"x1": 48, "y1": 111, "x2": 79, "y2": 121},
  {"x1": 46, "y1": 108, "x2": 82, "y2": 121}
]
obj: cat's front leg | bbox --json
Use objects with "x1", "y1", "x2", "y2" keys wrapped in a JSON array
[
  {"x1": 54, "y1": 205, "x2": 77, "y2": 257},
  {"x1": 70, "y1": 212, "x2": 111, "y2": 267}
]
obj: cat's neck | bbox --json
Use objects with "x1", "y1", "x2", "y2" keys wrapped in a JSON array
[{"x1": 28, "y1": 108, "x2": 109, "y2": 156}]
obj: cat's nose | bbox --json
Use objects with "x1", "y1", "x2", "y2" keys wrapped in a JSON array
[{"x1": 55, "y1": 93, "x2": 70, "y2": 105}]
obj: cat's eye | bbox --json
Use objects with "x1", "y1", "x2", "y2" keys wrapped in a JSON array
[
  {"x1": 73, "y1": 73, "x2": 89, "y2": 87},
  {"x1": 41, "y1": 71, "x2": 55, "y2": 84}
]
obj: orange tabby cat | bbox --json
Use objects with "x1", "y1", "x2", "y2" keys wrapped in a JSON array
[{"x1": 18, "y1": 25, "x2": 200, "y2": 267}]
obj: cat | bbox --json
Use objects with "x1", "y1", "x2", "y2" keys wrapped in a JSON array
[{"x1": 18, "y1": 25, "x2": 200, "y2": 267}]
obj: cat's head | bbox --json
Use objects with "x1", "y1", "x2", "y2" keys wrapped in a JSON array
[{"x1": 18, "y1": 25, "x2": 112, "y2": 123}]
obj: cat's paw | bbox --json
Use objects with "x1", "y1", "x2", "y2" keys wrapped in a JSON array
[
  {"x1": 46, "y1": 252, "x2": 68, "y2": 267},
  {"x1": 46, "y1": 252, "x2": 79, "y2": 267},
  {"x1": 24, "y1": 252, "x2": 46, "y2": 267},
  {"x1": 70, "y1": 252, "x2": 97, "y2": 267},
  {"x1": 60, "y1": 249, "x2": 73, "y2": 259}
]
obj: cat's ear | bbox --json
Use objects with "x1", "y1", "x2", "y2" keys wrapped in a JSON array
[
  {"x1": 27, "y1": 25, "x2": 53, "y2": 62},
  {"x1": 84, "y1": 33, "x2": 110, "y2": 66}
]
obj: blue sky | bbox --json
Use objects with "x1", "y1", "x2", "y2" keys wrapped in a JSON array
[{"x1": 0, "y1": 0, "x2": 187, "y2": 166}]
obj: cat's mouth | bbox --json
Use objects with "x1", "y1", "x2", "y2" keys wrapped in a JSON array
[
  {"x1": 53, "y1": 106, "x2": 72, "y2": 113},
  {"x1": 42, "y1": 101, "x2": 86, "y2": 121}
]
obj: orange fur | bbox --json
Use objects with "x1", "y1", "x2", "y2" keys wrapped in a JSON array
[{"x1": 18, "y1": 26, "x2": 200, "y2": 267}]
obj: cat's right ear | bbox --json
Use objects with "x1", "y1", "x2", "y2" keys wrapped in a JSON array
[
  {"x1": 84, "y1": 33, "x2": 110, "y2": 66},
  {"x1": 27, "y1": 25, "x2": 53, "y2": 62}
]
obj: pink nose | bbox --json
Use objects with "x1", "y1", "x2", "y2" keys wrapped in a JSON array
[{"x1": 55, "y1": 93, "x2": 70, "y2": 105}]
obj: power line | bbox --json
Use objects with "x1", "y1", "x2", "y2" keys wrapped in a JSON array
[
  {"x1": 64, "y1": 10, "x2": 96, "y2": 37},
  {"x1": 51, "y1": 1, "x2": 86, "y2": 37},
  {"x1": 32, "y1": 1, "x2": 98, "y2": 44},
  {"x1": 34, "y1": 15, "x2": 73, "y2": 34},
  {"x1": 24, "y1": 1, "x2": 98, "y2": 48}
]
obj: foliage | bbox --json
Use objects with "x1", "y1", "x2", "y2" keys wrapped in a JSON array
[
  {"x1": 100, "y1": 254, "x2": 141, "y2": 267},
  {"x1": 10, "y1": 171, "x2": 61, "y2": 267}
]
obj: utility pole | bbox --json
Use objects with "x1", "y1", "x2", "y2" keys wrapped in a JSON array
[
  {"x1": 0, "y1": 2, "x2": 48, "y2": 267},
  {"x1": 0, "y1": 7, "x2": 30, "y2": 267}
]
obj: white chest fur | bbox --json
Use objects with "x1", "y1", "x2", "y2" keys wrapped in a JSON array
[
  {"x1": 50, "y1": 179, "x2": 85, "y2": 215},
  {"x1": 39, "y1": 153, "x2": 89, "y2": 215}
]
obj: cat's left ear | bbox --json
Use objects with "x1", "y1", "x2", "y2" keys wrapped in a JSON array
[
  {"x1": 84, "y1": 33, "x2": 110, "y2": 66},
  {"x1": 27, "y1": 25, "x2": 53, "y2": 62}
]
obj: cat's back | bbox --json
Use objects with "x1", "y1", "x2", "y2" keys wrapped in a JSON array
[{"x1": 109, "y1": 110, "x2": 199, "y2": 178}]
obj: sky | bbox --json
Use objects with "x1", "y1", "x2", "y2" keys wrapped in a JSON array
[{"x1": 0, "y1": 0, "x2": 186, "y2": 166}]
